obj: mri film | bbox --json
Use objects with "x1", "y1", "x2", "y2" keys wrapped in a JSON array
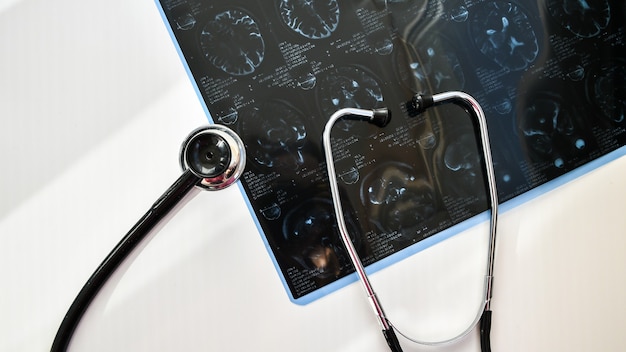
[{"x1": 158, "y1": 0, "x2": 626, "y2": 303}]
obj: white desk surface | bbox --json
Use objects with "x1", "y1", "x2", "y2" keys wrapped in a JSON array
[{"x1": 1, "y1": 1, "x2": 625, "y2": 351}]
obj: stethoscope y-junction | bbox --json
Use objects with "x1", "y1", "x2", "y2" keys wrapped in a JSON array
[{"x1": 51, "y1": 92, "x2": 498, "y2": 352}]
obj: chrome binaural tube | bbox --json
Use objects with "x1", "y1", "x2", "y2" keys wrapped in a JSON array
[
  {"x1": 324, "y1": 92, "x2": 499, "y2": 352},
  {"x1": 322, "y1": 107, "x2": 402, "y2": 352}
]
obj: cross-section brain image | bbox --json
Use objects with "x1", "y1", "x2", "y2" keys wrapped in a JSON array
[
  {"x1": 439, "y1": 132, "x2": 484, "y2": 198},
  {"x1": 588, "y1": 61, "x2": 625, "y2": 124},
  {"x1": 451, "y1": 5, "x2": 470, "y2": 22},
  {"x1": 405, "y1": 36, "x2": 465, "y2": 93},
  {"x1": 281, "y1": 198, "x2": 359, "y2": 279},
  {"x1": 360, "y1": 162, "x2": 437, "y2": 238},
  {"x1": 518, "y1": 95, "x2": 588, "y2": 167},
  {"x1": 175, "y1": 12, "x2": 196, "y2": 30},
  {"x1": 199, "y1": 9, "x2": 265, "y2": 76},
  {"x1": 317, "y1": 66, "x2": 384, "y2": 131},
  {"x1": 546, "y1": 0, "x2": 611, "y2": 38},
  {"x1": 241, "y1": 100, "x2": 308, "y2": 170},
  {"x1": 470, "y1": 1, "x2": 539, "y2": 71},
  {"x1": 279, "y1": 0, "x2": 340, "y2": 39}
]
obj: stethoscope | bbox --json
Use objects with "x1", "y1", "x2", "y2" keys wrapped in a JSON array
[
  {"x1": 323, "y1": 92, "x2": 498, "y2": 352},
  {"x1": 51, "y1": 92, "x2": 498, "y2": 352}
]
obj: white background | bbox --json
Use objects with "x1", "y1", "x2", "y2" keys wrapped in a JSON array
[{"x1": 1, "y1": 0, "x2": 625, "y2": 351}]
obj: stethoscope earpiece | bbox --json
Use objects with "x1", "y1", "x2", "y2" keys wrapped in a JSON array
[{"x1": 180, "y1": 125, "x2": 246, "y2": 191}]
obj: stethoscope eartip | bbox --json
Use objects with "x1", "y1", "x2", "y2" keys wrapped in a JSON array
[
  {"x1": 371, "y1": 108, "x2": 392, "y2": 127},
  {"x1": 405, "y1": 94, "x2": 434, "y2": 117}
]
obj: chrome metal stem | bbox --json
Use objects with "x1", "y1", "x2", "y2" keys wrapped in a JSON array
[
  {"x1": 323, "y1": 108, "x2": 392, "y2": 331},
  {"x1": 430, "y1": 91, "x2": 498, "y2": 310}
]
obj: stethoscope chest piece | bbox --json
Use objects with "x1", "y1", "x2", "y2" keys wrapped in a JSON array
[
  {"x1": 180, "y1": 125, "x2": 246, "y2": 191},
  {"x1": 51, "y1": 123, "x2": 247, "y2": 352}
]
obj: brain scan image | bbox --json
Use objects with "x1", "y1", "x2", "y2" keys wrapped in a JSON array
[
  {"x1": 242, "y1": 100, "x2": 308, "y2": 170},
  {"x1": 278, "y1": 0, "x2": 340, "y2": 39},
  {"x1": 566, "y1": 65, "x2": 586, "y2": 81},
  {"x1": 518, "y1": 94, "x2": 588, "y2": 167},
  {"x1": 214, "y1": 106, "x2": 239, "y2": 125},
  {"x1": 437, "y1": 131, "x2": 485, "y2": 198},
  {"x1": 491, "y1": 150, "x2": 517, "y2": 192},
  {"x1": 175, "y1": 12, "x2": 196, "y2": 30},
  {"x1": 317, "y1": 66, "x2": 384, "y2": 131},
  {"x1": 383, "y1": 0, "x2": 442, "y2": 27},
  {"x1": 338, "y1": 166, "x2": 360, "y2": 185},
  {"x1": 296, "y1": 72, "x2": 317, "y2": 90},
  {"x1": 169, "y1": 4, "x2": 197, "y2": 31},
  {"x1": 281, "y1": 198, "x2": 358, "y2": 279},
  {"x1": 587, "y1": 61, "x2": 625, "y2": 125},
  {"x1": 451, "y1": 5, "x2": 470, "y2": 22},
  {"x1": 199, "y1": 9, "x2": 265, "y2": 76},
  {"x1": 360, "y1": 162, "x2": 437, "y2": 239},
  {"x1": 470, "y1": 1, "x2": 539, "y2": 71},
  {"x1": 491, "y1": 91, "x2": 514, "y2": 115},
  {"x1": 546, "y1": 0, "x2": 611, "y2": 38},
  {"x1": 405, "y1": 36, "x2": 466, "y2": 93},
  {"x1": 372, "y1": 37, "x2": 394, "y2": 56},
  {"x1": 260, "y1": 203, "x2": 282, "y2": 221}
]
